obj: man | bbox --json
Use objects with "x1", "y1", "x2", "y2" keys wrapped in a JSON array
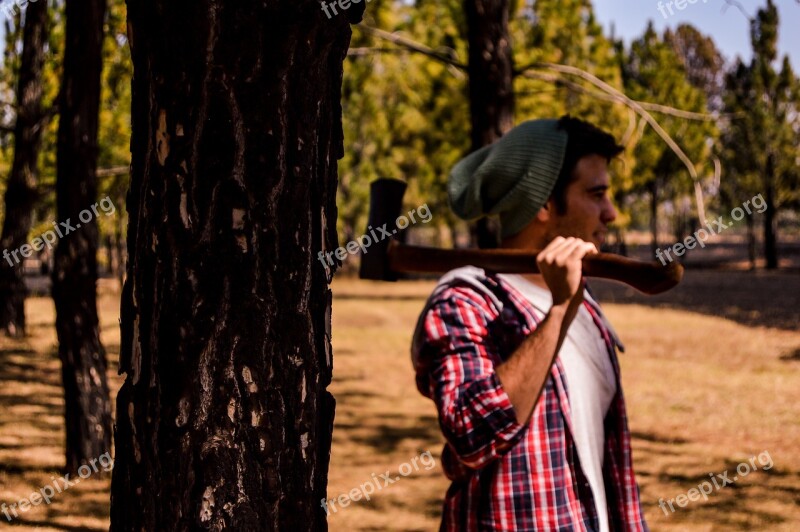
[{"x1": 412, "y1": 116, "x2": 648, "y2": 531}]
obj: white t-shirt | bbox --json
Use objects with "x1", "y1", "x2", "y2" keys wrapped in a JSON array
[{"x1": 498, "y1": 274, "x2": 617, "y2": 532}]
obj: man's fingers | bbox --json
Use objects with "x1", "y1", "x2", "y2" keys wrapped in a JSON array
[
  {"x1": 539, "y1": 236, "x2": 574, "y2": 264},
  {"x1": 553, "y1": 239, "x2": 586, "y2": 266},
  {"x1": 566, "y1": 242, "x2": 598, "y2": 263}
]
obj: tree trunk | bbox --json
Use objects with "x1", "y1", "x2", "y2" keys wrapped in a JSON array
[
  {"x1": 650, "y1": 179, "x2": 659, "y2": 255},
  {"x1": 763, "y1": 153, "x2": 778, "y2": 269},
  {"x1": 0, "y1": 0, "x2": 48, "y2": 337},
  {"x1": 746, "y1": 213, "x2": 756, "y2": 270},
  {"x1": 52, "y1": 0, "x2": 112, "y2": 474},
  {"x1": 110, "y1": 0, "x2": 357, "y2": 529},
  {"x1": 464, "y1": 0, "x2": 514, "y2": 248}
]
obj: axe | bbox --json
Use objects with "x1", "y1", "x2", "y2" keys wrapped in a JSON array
[{"x1": 359, "y1": 178, "x2": 683, "y2": 295}]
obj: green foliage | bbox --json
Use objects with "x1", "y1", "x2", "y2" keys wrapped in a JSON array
[
  {"x1": 338, "y1": 0, "x2": 468, "y2": 243},
  {"x1": 721, "y1": 0, "x2": 799, "y2": 215},
  {"x1": 0, "y1": 0, "x2": 794, "y2": 259},
  {"x1": 621, "y1": 22, "x2": 717, "y2": 225},
  {"x1": 0, "y1": 0, "x2": 130, "y2": 245}
]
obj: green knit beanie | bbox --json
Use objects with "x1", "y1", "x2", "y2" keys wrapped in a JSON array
[{"x1": 448, "y1": 119, "x2": 568, "y2": 239}]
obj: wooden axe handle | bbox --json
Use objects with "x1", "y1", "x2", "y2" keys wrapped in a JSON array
[{"x1": 387, "y1": 240, "x2": 683, "y2": 295}]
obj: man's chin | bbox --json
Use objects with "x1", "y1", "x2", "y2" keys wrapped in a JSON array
[{"x1": 593, "y1": 233, "x2": 606, "y2": 249}]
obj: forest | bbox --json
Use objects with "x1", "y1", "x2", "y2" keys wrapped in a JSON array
[{"x1": 0, "y1": 0, "x2": 798, "y2": 530}]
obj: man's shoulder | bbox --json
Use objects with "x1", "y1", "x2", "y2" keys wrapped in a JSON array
[{"x1": 428, "y1": 266, "x2": 508, "y2": 311}]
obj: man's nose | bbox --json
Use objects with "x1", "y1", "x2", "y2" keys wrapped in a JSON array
[{"x1": 602, "y1": 200, "x2": 618, "y2": 224}]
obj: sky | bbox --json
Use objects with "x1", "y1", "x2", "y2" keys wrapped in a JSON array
[{"x1": 592, "y1": 0, "x2": 800, "y2": 70}]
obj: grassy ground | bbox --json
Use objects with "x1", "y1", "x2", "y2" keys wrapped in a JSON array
[{"x1": 1, "y1": 272, "x2": 799, "y2": 530}]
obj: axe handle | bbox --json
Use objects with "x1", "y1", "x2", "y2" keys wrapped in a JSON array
[{"x1": 387, "y1": 240, "x2": 683, "y2": 295}]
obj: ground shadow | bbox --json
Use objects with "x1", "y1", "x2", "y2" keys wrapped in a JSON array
[{"x1": 590, "y1": 269, "x2": 800, "y2": 331}]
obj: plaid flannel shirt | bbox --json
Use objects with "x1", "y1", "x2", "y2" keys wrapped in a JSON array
[{"x1": 412, "y1": 268, "x2": 648, "y2": 531}]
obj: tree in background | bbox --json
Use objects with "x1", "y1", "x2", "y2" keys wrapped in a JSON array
[
  {"x1": 743, "y1": 0, "x2": 798, "y2": 268},
  {"x1": 0, "y1": 0, "x2": 49, "y2": 336},
  {"x1": 340, "y1": 0, "x2": 468, "y2": 251},
  {"x1": 720, "y1": 1, "x2": 799, "y2": 270},
  {"x1": 665, "y1": 23, "x2": 726, "y2": 113},
  {"x1": 52, "y1": 0, "x2": 112, "y2": 473},
  {"x1": 461, "y1": 0, "x2": 514, "y2": 248},
  {"x1": 98, "y1": 0, "x2": 132, "y2": 285},
  {"x1": 621, "y1": 23, "x2": 716, "y2": 253},
  {"x1": 110, "y1": 0, "x2": 358, "y2": 527}
]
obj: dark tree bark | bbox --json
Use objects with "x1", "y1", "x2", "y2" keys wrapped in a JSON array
[
  {"x1": 463, "y1": 0, "x2": 514, "y2": 248},
  {"x1": 52, "y1": 0, "x2": 112, "y2": 473},
  {"x1": 0, "y1": 0, "x2": 49, "y2": 337},
  {"x1": 649, "y1": 179, "x2": 659, "y2": 255},
  {"x1": 763, "y1": 153, "x2": 778, "y2": 269},
  {"x1": 110, "y1": 0, "x2": 359, "y2": 529},
  {"x1": 746, "y1": 213, "x2": 756, "y2": 271}
]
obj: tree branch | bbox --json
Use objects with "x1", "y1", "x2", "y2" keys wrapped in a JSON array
[
  {"x1": 357, "y1": 24, "x2": 717, "y2": 219},
  {"x1": 518, "y1": 69, "x2": 719, "y2": 121},
  {"x1": 96, "y1": 166, "x2": 129, "y2": 177},
  {"x1": 347, "y1": 47, "x2": 413, "y2": 57},
  {"x1": 355, "y1": 24, "x2": 466, "y2": 69},
  {"x1": 519, "y1": 62, "x2": 707, "y2": 221},
  {"x1": 720, "y1": 0, "x2": 752, "y2": 21}
]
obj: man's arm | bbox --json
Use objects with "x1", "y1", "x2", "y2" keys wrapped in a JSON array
[{"x1": 496, "y1": 236, "x2": 597, "y2": 425}]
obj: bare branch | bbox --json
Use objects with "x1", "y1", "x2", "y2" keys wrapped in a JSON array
[
  {"x1": 357, "y1": 25, "x2": 721, "y2": 123},
  {"x1": 520, "y1": 62, "x2": 707, "y2": 221},
  {"x1": 348, "y1": 47, "x2": 412, "y2": 57},
  {"x1": 518, "y1": 69, "x2": 719, "y2": 121},
  {"x1": 357, "y1": 24, "x2": 717, "y2": 218},
  {"x1": 720, "y1": 0, "x2": 752, "y2": 21},
  {"x1": 97, "y1": 166, "x2": 129, "y2": 177},
  {"x1": 355, "y1": 24, "x2": 466, "y2": 70}
]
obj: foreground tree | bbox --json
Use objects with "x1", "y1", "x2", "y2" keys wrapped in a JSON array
[
  {"x1": 52, "y1": 0, "x2": 112, "y2": 472},
  {"x1": 110, "y1": 0, "x2": 359, "y2": 528},
  {"x1": 0, "y1": 0, "x2": 49, "y2": 336}
]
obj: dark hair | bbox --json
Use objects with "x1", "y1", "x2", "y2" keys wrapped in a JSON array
[{"x1": 550, "y1": 115, "x2": 624, "y2": 214}]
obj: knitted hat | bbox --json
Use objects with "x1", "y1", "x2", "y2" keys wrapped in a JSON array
[{"x1": 448, "y1": 119, "x2": 568, "y2": 238}]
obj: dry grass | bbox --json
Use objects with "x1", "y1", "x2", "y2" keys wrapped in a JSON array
[{"x1": 0, "y1": 273, "x2": 798, "y2": 530}]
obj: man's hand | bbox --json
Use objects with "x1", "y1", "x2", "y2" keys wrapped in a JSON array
[
  {"x1": 536, "y1": 236, "x2": 598, "y2": 306},
  {"x1": 496, "y1": 236, "x2": 598, "y2": 425}
]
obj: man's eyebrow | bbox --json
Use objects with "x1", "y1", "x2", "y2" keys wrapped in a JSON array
[{"x1": 587, "y1": 184, "x2": 609, "y2": 193}]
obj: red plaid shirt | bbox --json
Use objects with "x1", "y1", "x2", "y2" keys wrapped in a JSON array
[{"x1": 412, "y1": 268, "x2": 648, "y2": 531}]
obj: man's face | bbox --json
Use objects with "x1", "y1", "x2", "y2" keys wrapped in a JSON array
[{"x1": 545, "y1": 154, "x2": 618, "y2": 249}]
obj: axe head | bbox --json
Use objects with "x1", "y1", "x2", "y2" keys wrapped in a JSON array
[{"x1": 359, "y1": 178, "x2": 407, "y2": 281}]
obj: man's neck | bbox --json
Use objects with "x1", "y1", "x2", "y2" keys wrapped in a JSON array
[{"x1": 518, "y1": 273, "x2": 548, "y2": 291}]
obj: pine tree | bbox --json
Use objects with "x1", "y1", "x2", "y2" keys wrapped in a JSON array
[
  {"x1": 109, "y1": 0, "x2": 357, "y2": 528},
  {"x1": 0, "y1": 0, "x2": 49, "y2": 336}
]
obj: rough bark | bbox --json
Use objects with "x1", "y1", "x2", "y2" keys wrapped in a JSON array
[
  {"x1": 650, "y1": 180, "x2": 659, "y2": 255},
  {"x1": 763, "y1": 153, "x2": 778, "y2": 269},
  {"x1": 0, "y1": 0, "x2": 49, "y2": 337},
  {"x1": 463, "y1": 0, "x2": 514, "y2": 248},
  {"x1": 746, "y1": 214, "x2": 756, "y2": 271},
  {"x1": 52, "y1": 0, "x2": 113, "y2": 473},
  {"x1": 110, "y1": 0, "x2": 358, "y2": 529}
]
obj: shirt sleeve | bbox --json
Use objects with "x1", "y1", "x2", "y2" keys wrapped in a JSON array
[{"x1": 418, "y1": 288, "x2": 528, "y2": 469}]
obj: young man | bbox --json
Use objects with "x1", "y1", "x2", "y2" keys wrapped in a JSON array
[{"x1": 412, "y1": 116, "x2": 648, "y2": 531}]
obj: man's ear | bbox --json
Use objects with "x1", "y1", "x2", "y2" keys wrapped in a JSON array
[{"x1": 535, "y1": 200, "x2": 553, "y2": 223}]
